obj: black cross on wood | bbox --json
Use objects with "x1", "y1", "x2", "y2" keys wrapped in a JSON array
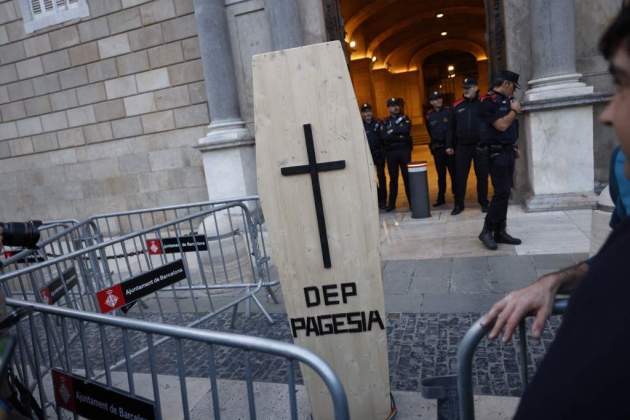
[{"x1": 280, "y1": 124, "x2": 346, "y2": 269}]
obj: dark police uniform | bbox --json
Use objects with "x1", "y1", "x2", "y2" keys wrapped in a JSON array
[
  {"x1": 382, "y1": 98, "x2": 412, "y2": 210},
  {"x1": 478, "y1": 70, "x2": 521, "y2": 247},
  {"x1": 361, "y1": 103, "x2": 387, "y2": 209},
  {"x1": 426, "y1": 92, "x2": 455, "y2": 205},
  {"x1": 448, "y1": 79, "x2": 489, "y2": 212}
]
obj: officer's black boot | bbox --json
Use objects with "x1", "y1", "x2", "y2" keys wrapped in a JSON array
[
  {"x1": 451, "y1": 203, "x2": 464, "y2": 215},
  {"x1": 433, "y1": 196, "x2": 445, "y2": 207},
  {"x1": 494, "y1": 222, "x2": 522, "y2": 245},
  {"x1": 478, "y1": 221, "x2": 498, "y2": 250}
]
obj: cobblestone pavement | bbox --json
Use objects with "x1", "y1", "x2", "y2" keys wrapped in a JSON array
[{"x1": 40, "y1": 310, "x2": 561, "y2": 398}]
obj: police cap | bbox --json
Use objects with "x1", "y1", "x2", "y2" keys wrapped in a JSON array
[
  {"x1": 497, "y1": 70, "x2": 520, "y2": 88},
  {"x1": 360, "y1": 103, "x2": 372, "y2": 112},
  {"x1": 462, "y1": 77, "x2": 478, "y2": 88},
  {"x1": 386, "y1": 97, "x2": 401, "y2": 107},
  {"x1": 428, "y1": 91, "x2": 443, "y2": 100}
]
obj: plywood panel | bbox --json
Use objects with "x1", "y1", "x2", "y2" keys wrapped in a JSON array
[{"x1": 253, "y1": 41, "x2": 391, "y2": 419}]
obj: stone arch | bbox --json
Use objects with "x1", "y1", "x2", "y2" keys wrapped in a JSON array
[
  {"x1": 344, "y1": 0, "x2": 397, "y2": 42},
  {"x1": 365, "y1": 7, "x2": 485, "y2": 57},
  {"x1": 408, "y1": 39, "x2": 487, "y2": 69}
]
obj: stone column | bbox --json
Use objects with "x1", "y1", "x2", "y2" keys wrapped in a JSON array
[
  {"x1": 523, "y1": 0, "x2": 596, "y2": 211},
  {"x1": 265, "y1": 0, "x2": 303, "y2": 49},
  {"x1": 194, "y1": 0, "x2": 256, "y2": 200}
]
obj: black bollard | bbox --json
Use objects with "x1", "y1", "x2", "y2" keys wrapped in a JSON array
[{"x1": 408, "y1": 161, "x2": 431, "y2": 218}]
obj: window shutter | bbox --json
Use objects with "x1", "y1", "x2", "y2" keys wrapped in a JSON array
[
  {"x1": 30, "y1": 0, "x2": 42, "y2": 15},
  {"x1": 21, "y1": 0, "x2": 90, "y2": 33}
]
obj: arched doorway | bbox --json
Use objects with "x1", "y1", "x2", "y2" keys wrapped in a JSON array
[{"x1": 341, "y1": 0, "x2": 492, "y2": 208}]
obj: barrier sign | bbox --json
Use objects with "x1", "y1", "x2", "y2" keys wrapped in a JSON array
[
  {"x1": 146, "y1": 235, "x2": 208, "y2": 255},
  {"x1": 52, "y1": 369, "x2": 155, "y2": 420},
  {"x1": 39, "y1": 266, "x2": 78, "y2": 304},
  {"x1": 96, "y1": 259, "x2": 186, "y2": 313}
]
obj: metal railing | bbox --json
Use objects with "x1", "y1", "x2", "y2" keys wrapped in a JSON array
[
  {"x1": 7, "y1": 297, "x2": 349, "y2": 420},
  {"x1": 457, "y1": 297, "x2": 569, "y2": 420},
  {"x1": 0, "y1": 202, "x2": 274, "y2": 326}
]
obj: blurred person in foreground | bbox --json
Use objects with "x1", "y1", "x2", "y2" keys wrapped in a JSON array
[{"x1": 482, "y1": 5, "x2": 630, "y2": 419}]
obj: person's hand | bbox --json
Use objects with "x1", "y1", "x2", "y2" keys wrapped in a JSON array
[
  {"x1": 513, "y1": 148, "x2": 520, "y2": 159},
  {"x1": 510, "y1": 99, "x2": 522, "y2": 113},
  {"x1": 481, "y1": 273, "x2": 560, "y2": 342},
  {"x1": 446, "y1": 148, "x2": 454, "y2": 155}
]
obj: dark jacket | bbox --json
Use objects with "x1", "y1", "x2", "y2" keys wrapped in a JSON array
[
  {"x1": 382, "y1": 114, "x2": 412, "y2": 151},
  {"x1": 514, "y1": 217, "x2": 630, "y2": 420},
  {"x1": 363, "y1": 119, "x2": 385, "y2": 160},
  {"x1": 426, "y1": 107, "x2": 451, "y2": 150},
  {"x1": 447, "y1": 96, "x2": 481, "y2": 148},
  {"x1": 479, "y1": 90, "x2": 518, "y2": 146}
]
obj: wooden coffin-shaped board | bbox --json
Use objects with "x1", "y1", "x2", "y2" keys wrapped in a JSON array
[{"x1": 253, "y1": 41, "x2": 391, "y2": 419}]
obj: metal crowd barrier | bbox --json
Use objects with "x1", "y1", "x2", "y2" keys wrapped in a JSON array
[
  {"x1": 7, "y1": 298, "x2": 349, "y2": 420},
  {"x1": 0, "y1": 218, "x2": 88, "y2": 272},
  {"x1": 457, "y1": 297, "x2": 569, "y2": 420},
  {"x1": 88, "y1": 196, "x2": 262, "y2": 237},
  {"x1": 0, "y1": 201, "x2": 275, "y2": 328}
]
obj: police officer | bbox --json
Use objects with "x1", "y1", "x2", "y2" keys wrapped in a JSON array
[
  {"x1": 382, "y1": 97, "x2": 412, "y2": 212},
  {"x1": 360, "y1": 103, "x2": 387, "y2": 209},
  {"x1": 478, "y1": 70, "x2": 523, "y2": 250},
  {"x1": 447, "y1": 78, "x2": 490, "y2": 215},
  {"x1": 426, "y1": 91, "x2": 455, "y2": 207}
]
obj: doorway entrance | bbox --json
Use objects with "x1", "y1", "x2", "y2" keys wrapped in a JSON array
[{"x1": 340, "y1": 0, "x2": 492, "y2": 209}]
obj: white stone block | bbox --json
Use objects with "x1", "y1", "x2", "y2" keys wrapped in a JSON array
[
  {"x1": 9, "y1": 138, "x2": 34, "y2": 156},
  {"x1": 105, "y1": 75, "x2": 137, "y2": 99},
  {"x1": 136, "y1": 68, "x2": 170, "y2": 92},
  {"x1": 0, "y1": 86, "x2": 9, "y2": 104},
  {"x1": 17, "y1": 116, "x2": 43, "y2": 136},
  {"x1": 148, "y1": 148, "x2": 186, "y2": 171},
  {"x1": 16, "y1": 57, "x2": 43, "y2": 79},
  {"x1": 67, "y1": 105, "x2": 96, "y2": 127},
  {"x1": 141, "y1": 110, "x2": 174, "y2": 133},
  {"x1": 41, "y1": 111, "x2": 68, "y2": 132},
  {"x1": 124, "y1": 92, "x2": 156, "y2": 116},
  {"x1": 0, "y1": 122, "x2": 18, "y2": 140},
  {"x1": 98, "y1": 33, "x2": 131, "y2": 59}
]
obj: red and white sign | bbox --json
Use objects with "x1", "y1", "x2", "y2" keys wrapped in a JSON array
[
  {"x1": 146, "y1": 239, "x2": 163, "y2": 255},
  {"x1": 96, "y1": 284, "x2": 125, "y2": 313}
]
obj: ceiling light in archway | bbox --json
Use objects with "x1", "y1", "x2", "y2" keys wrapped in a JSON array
[
  {"x1": 447, "y1": 65, "x2": 455, "y2": 72},
  {"x1": 441, "y1": 31, "x2": 448, "y2": 36},
  {"x1": 371, "y1": 56, "x2": 377, "y2": 62},
  {"x1": 436, "y1": 13, "x2": 444, "y2": 18},
  {"x1": 349, "y1": 40, "x2": 356, "y2": 48}
]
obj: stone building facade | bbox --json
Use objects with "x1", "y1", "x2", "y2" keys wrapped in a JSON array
[
  {"x1": 0, "y1": 0, "x2": 624, "y2": 221},
  {"x1": 0, "y1": 0, "x2": 209, "y2": 220}
]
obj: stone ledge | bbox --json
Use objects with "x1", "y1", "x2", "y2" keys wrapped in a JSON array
[
  {"x1": 524, "y1": 192, "x2": 598, "y2": 212},
  {"x1": 523, "y1": 92, "x2": 612, "y2": 112}
]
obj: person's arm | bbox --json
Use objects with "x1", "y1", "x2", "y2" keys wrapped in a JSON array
[
  {"x1": 446, "y1": 109, "x2": 455, "y2": 153},
  {"x1": 492, "y1": 99, "x2": 521, "y2": 132},
  {"x1": 482, "y1": 261, "x2": 589, "y2": 342},
  {"x1": 392, "y1": 116, "x2": 411, "y2": 136}
]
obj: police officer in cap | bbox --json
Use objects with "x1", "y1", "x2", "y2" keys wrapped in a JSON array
[
  {"x1": 448, "y1": 77, "x2": 490, "y2": 215},
  {"x1": 382, "y1": 97, "x2": 412, "y2": 211},
  {"x1": 360, "y1": 103, "x2": 387, "y2": 209},
  {"x1": 426, "y1": 91, "x2": 455, "y2": 207},
  {"x1": 478, "y1": 70, "x2": 523, "y2": 250}
]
